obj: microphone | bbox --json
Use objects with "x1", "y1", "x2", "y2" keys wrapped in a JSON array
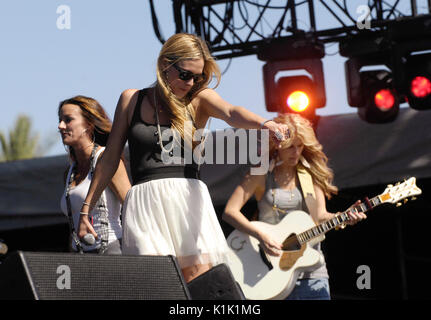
[
  {"x1": 274, "y1": 130, "x2": 284, "y2": 141},
  {"x1": 81, "y1": 233, "x2": 96, "y2": 246}
]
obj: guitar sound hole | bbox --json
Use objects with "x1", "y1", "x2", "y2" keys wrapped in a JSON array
[{"x1": 282, "y1": 234, "x2": 301, "y2": 251}]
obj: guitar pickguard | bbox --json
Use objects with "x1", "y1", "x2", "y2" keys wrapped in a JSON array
[
  {"x1": 279, "y1": 244, "x2": 306, "y2": 271},
  {"x1": 282, "y1": 233, "x2": 301, "y2": 250}
]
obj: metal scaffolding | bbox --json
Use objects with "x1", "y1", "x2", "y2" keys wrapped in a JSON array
[{"x1": 149, "y1": 0, "x2": 431, "y2": 59}]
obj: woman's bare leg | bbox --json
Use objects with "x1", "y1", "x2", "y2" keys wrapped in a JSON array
[{"x1": 181, "y1": 263, "x2": 212, "y2": 283}]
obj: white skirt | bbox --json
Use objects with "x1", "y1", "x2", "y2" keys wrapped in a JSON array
[{"x1": 122, "y1": 178, "x2": 230, "y2": 269}]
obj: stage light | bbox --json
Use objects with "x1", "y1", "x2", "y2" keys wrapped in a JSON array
[
  {"x1": 344, "y1": 56, "x2": 399, "y2": 122},
  {"x1": 287, "y1": 91, "x2": 310, "y2": 112},
  {"x1": 374, "y1": 89, "x2": 395, "y2": 111},
  {"x1": 342, "y1": 17, "x2": 431, "y2": 120},
  {"x1": 410, "y1": 76, "x2": 431, "y2": 98},
  {"x1": 357, "y1": 70, "x2": 400, "y2": 123},
  {"x1": 276, "y1": 75, "x2": 318, "y2": 120},
  {"x1": 259, "y1": 39, "x2": 326, "y2": 125},
  {"x1": 405, "y1": 53, "x2": 431, "y2": 110}
]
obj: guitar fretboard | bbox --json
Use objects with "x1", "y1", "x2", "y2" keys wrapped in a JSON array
[{"x1": 296, "y1": 196, "x2": 382, "y2": 245}]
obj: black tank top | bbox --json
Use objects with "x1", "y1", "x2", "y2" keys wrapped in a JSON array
[{"x1": 127, "y1": 89, "x2": 200, "y2": 185}]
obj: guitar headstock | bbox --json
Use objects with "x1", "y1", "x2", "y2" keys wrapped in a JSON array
[{"x1": 379, "y1": 177, "x2": 422, "y2": 206}]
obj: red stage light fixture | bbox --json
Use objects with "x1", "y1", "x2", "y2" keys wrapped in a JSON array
[
  {"x1": 374, "y1": 89, "x2": 396, "y2": 111},
  {"x1": 410, "y1": 76, "x2": 431, "y2": 98},
  {"x1": 357, "y1": 70, "x2": 400, "y2": 123},
  {"x1": 405, "y1": 53, "x2": 431, "y2": 110},
  {"x1": 260, "y1": 42, "x2": 326, "y2": 126},
  {"x1": 276, "y1": 75, "x2": 318, "y2": 121}
]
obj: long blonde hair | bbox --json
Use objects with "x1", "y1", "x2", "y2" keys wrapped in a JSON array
[
  {"x1": 271, "y1": 113, "x2": 338, "y2": 199},
  {"x1": 155, "y1": 33, "x2": 221, "y2": 144}
]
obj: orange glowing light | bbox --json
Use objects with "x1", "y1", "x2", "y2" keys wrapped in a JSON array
[{"x1": 287, "y1": 91, "x2": 309, "y2": 112}]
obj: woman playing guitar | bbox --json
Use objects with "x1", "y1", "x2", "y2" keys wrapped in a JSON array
[{"x1": 223, "y1": 113, "x2": 366, "y2": 300}]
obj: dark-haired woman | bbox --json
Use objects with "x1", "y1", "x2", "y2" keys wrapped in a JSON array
[{"x1": 58, "y1": 95, "x2": 131, "y2": 254}]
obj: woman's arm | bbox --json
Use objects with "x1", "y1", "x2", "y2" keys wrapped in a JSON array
[
  {"x1": 193, "y1": 88, "x2": 289, "y2": 139},
  {"x1": 307, "y1": 185, "x2": 335, "y2": 224},
  {"x1": 223, "y1": 173, "x2": 282, "y2": 256},
  {"x1": 78, "y1": 89, "x2": 137, "y2": 238},
  {"x1": 308, "y1": 184, "x2": 367, "y2": 226},
  {"x1": 107, "y1": 158, "x2": 131, "y2": 204}
]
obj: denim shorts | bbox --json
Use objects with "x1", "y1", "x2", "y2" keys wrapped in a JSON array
[{"x1": 286, "y1": 278, "x2": 331, "y2": 300}]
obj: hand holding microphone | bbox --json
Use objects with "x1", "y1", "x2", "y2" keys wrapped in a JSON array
[
  {"x1": 274, "y1": 130, "x2": 285, "y2": 141},
  {"x1": 78, "y1": 209, "x2": 98, "y2": 246},
  {"x1": 261, "y1": 120, "x2": 291, "y2": 143},
  {"x1": 82, "y1": 233, "x2": 96, "y2": 246}
]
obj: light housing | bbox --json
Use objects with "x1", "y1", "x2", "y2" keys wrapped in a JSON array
[
  {"x1": 357, "y1": 70, "x2": 400, "y2": 123},
  {"x1": 259, "y1": 39, "x2": 326, "y2": 124},
  {"x1": 276, "y1": 75, "x2": 317, "y2": 119},
  {"x1": 405, "y1": 53, "x2": 431, "y2": 110}
]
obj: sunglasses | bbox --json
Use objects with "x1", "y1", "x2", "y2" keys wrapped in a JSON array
[{"x1": 172, "y1": 64, "x2": 204, "y2": 83}]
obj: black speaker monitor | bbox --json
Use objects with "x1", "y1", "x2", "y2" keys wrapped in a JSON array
[
  {"x1": 187, "y1": 263, "x2": 245, "y2": 300},
  {"x1": 0, "y1": 251, "x2": 191, "y2": 300}
]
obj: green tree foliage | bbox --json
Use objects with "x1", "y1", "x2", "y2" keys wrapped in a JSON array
[{"x1": 0, "y1": 115, "x2": 40, "y2": 161}]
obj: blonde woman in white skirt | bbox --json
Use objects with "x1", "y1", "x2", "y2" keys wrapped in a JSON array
[{"x1": 78, "y1": 33, "x2": 290, "y2": 282}]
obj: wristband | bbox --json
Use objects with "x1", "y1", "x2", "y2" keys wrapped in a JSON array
[
  {"x1": 82, "y1": 202, "x2": 90, "y2": 207},
  {"x1": 80, "y1": 211, "x2": 89, "y2": 216}
]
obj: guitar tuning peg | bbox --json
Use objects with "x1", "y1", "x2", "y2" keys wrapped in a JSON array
[
  {"x1": 396, "y1": 202, "x2": 402, "y2": 207},
  {"x1": 403, "y1": 199, "x2": 408, "y2": 204},
  {"x1": 388, "y1": 184, "x2": 393, "y2": 188},
  {"x1": 411, "y1": 197, "x2": 417, "y2": 201},
  {"x1": 396, "y1": 182, "x2": 400, "y2": 186}
]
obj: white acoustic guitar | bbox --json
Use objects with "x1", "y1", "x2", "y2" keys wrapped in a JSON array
[{"x1": 226, "y1": 177, "x2": 422, "y2": 300}]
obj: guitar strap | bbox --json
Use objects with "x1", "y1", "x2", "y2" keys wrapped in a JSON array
[{"x1": 296, "y1": 163, "x2": 316, "y2": 212}]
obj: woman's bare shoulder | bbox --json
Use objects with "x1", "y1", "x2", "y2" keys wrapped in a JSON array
[
  {"x1": 120, "y1": 89, "x2": 140, "y2": 107},
  {"x1": 243, "y1": 170, "x2": 266, "y2": 187},
  {"x1": 193, "y1": 87, "x2": 218, "y2": 101},
  {"x1": 116, "y1": 88, "x2": 142, "y2": 124}
]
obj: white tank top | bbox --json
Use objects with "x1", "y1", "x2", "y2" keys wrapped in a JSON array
[
  {"x1": 60, "y1": 147, "x2": 122, "y2": 251},
  {"x1": 257, "y1": 171, "x2": 329, "y2": 280}
]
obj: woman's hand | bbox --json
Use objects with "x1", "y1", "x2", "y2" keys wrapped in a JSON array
[
  {"x1": 345, "y1": 200, "x2": 367, "y2": 226},
  {"x1": 257, "y1": 231, "x2": 282, "y2": 256},
  {"x1": 78, "y1": 214, "x2": 98, "y2": 240},
  {"x1": 262, "y1": 120, "x2": 291, "y2": 145}
]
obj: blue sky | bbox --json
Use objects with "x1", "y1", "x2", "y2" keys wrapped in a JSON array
[{"x1": 0, "y1": 1, "x2": 419, "y2": 157}]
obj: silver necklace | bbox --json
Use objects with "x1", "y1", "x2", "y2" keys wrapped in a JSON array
[
  {"x1": 271, "y1": 171, "x2": 295, "y2": 217},
  {"x1": 152, "y1": 89, "x2": 210, "y2": 165},
  {"x1": 68, "y1": 143, "x2": 97, "y2": 188},
  {"x1": 153, "y1": 90, "x2": 176, "y2": 156}
]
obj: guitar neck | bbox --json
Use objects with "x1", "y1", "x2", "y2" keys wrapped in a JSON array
[{"x1": 296, "y1": 195, "x2": 382, "y2": 245}]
